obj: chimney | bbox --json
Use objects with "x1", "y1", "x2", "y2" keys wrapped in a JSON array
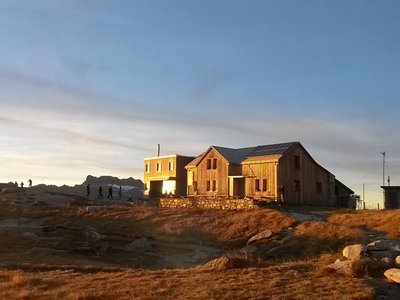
[{"x1": 157, "y1": 144, "x2": 160, "y2": 157}]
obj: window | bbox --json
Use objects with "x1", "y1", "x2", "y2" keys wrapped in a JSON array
[
  {"x1": 188, "y1": 171, "x2": 193, "y2": 185},
  {"x1": 255, "y1": 179, "x2": 261, "y2": 192},
  {"x1": 206, "y1": 180, "x2": 211, "y2": 191},
  {"x1": 207, "y1": 159, "x2": 212, "y2": 169},
  {"x1": 157, "y1": 162, "x2": 162, "y2": 172},
  {"x1": 193, "y1": 181, "x2": 197, "y2": 192},
  {"x1": 294, "y1": 180, "x2": 301, "y2": 191},
  {"x1": 168, "y1": 161, "x2": 174, "y2": 171},
  {"x1": 263, "y1": 179, "x2": 268, "y2": 191},
  {"x1": 212, "y1": 180, "x2": 217, "y2": 191},
  {"x1": 316, "y1": 182, "x2": 322, "y2": 193},
  {"x1": 294, "y1": 155, "x2": 300, "y2": 169},
  {"x1": 212, "y1": 158, "x2": 217, "y2": 169},
  {"x1": 145, "y1": 163, "x2": 150, "y2": 173}
]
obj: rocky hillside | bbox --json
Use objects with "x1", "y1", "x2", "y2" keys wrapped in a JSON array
[{"x1": 82, "y1": 175, "x2": 143, "y2": 189}]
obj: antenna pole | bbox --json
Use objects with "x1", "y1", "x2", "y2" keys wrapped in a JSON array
[{"x1": 382, "y1": 152, "x2": 386, "y2": 187}]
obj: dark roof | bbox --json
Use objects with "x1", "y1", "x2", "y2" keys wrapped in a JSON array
[
  {"x1": 213, "y1": 146, "x2": 255, "y2": 164},
  {"x1": 185, "y1": 152, "x2": 206, "y2": 168},
  {"x1": 247, "y1": 142, "x2": 298, "y2": 158},
  {"x1": 335, "y1": 179, "x2": 354, "y2": 194},
  {"x1": 381, "y1": 186, "x2": 400, "y2": 190},
  {"x1": 186, "y1": 142, "x2": 299, "y2": 167}
]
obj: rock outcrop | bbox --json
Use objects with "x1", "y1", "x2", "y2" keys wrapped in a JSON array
[
  {"x1": 342, "y1": 244, "x2": 366, "y2": 260},
  {"x1": 247, "y1": 230, "x2": 273, "y2": 246},
  {"x1": 201, "y1": 256, "x2": 248, "y2": 270},
  {"x1": 384, "y1": 268, "x2": 400, "y2": 284},
  {"x1": 83, "y1": 175, "x2": 143, "y2": 189},
  {"x1": 326, "y1": 258, "x2": 366, "y2": 277},
  {"x1": 327, "y1": 239, "x2": 400, "y2": 281}
]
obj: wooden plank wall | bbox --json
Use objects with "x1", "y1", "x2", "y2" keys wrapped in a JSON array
[
  {"x1": 190, "y1": 148, "x2": 229, "y2": 196},
  {"x1": 278, "y1": 144, "x2": 332, "y2": 205},
  {"x1": 242, "y1": 160, "x2": 278, "y2": 199}
]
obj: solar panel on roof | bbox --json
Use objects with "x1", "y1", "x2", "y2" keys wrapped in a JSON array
[{"x1": 247, "y1": 142, "x2": 296, "y2": 157}]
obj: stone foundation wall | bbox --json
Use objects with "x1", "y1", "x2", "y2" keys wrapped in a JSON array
[{"x1": 159, "y1": 198, "x2": 255, "y2": 210}]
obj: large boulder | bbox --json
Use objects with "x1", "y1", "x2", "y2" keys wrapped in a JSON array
[
  {"x1": 326, "y1": 258, "x2": 366, "y2": 277},
  {"x1": 384, "y1": 268, "x2": 400, "y2": 284},
  {"x1": 343, "y1": 244, "x2": 366, "y2": 260},
  {"x1": 201, "y1": 256, "x2": 247, "y2": 270},
  {"x1": 247, "y1": 229, "x2": 273, "y2": 246}
]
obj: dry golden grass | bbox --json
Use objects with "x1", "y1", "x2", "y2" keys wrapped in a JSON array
[
  {"x1": 0, "y1": 263, "x2": 375, "y2": 300},
  {"x1": 2, "y1": 189, "x2": 400, "y2": 299},
  {"x1": 328, "y1": 209, "x2": 400, "y2": 238}
]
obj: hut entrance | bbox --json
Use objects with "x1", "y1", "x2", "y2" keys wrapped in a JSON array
[
  {"x1": 229, "y1": 176, "x2": 245, "y2": 198},
  {"x1": 149, "y1": 181, "x2": 163, "y2": 198}
]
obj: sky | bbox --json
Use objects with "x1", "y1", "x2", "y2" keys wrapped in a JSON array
[{"x1": 0, "y1": 0, "x2": 399, "y2": 207}]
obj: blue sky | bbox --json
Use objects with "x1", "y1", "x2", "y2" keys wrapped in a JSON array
[{"x1": 0, "y1": 0, "x2": 399, "y2": 206}]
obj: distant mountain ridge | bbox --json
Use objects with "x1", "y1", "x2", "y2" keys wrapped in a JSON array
[{"x1": 82, "y1": 175, "x2": 143, "y2": 188}]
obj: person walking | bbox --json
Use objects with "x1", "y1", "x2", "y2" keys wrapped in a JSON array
[
  {"x1": 107, "y1": 186, "x2": 113, "y2": 199},
  {"x1": 98, "y1": 186, "x2": 104, "y2": 199},
  {"x1": 118, "y1": 185, "x2": 122, "y2": 200},
  {"x1": 86, "y1": 184, "x2": 91, "y2": 197},
  {"x1": 28, "y1": 179, "x2": 32, "y2": 187}
]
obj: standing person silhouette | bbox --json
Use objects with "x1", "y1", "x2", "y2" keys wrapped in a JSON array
[
  {"x1": 118, "y1": 185, "x2": 122, "y2": 200},
  {"x1": 28, "y1": 179, "x2": 32, "y2": 187},
  {"x1": 98, "y1": 186, "x2": 104, "y2": 199},
  {"x1": 20, "y1": 182, "x2": 24, "y2": 188},
  {"x1": 107, "y1": 186, "x2": 113, "y2": 199}
]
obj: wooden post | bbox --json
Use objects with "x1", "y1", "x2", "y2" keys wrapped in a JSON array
[
  {"x1": 377, "y1": 203, "x2": 380, "y2": 210},
  {"x1": 274, "y1": 161, "x2": 278, "y2": 201},
  {"x1": 363, "y1": 202, "x2": 366, "y2": 210}
]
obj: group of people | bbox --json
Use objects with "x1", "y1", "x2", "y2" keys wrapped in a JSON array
[
  {"x1": 16, "y1": 179, "x2": 32, "y2": 188},
  {"x1": 86, "y1": 184, "x2": 126, "y2": 200}
]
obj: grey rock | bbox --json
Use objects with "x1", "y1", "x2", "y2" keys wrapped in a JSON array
[
  {"x1": 41, "y1": 225, "x2": 58, "y2": 233},
  {"x1": 396, "y1": 256, "x2": 400, "y2": 268},
  {"x1": 201, "y1": 256, "x2": 247, "y2": 270},
  {"x1": 86, "y1": 206, "x2": 105, "y2": 213},
  {"x1": 22, "y1": 232, "x2": 39, "y2": 239},
  {"x1": 343, "y1": 244, "x2": 366, "y2": 260},
  {"x1": 25, "y1": 247, "x2": 68, "y2": 256},
  {"x1": 384, "y1": 268, "x2": 400, "y2": 284},
  {"x1": 326, "y1": 258, "x2": 365, "y2": 277},
  {"x1": 247, "y1": 229, "x2": 273, "y2": 246},
  {"x1": 85, "y1": 225, "x2": 102, "y2": 241},
  {"x1": 124, "y1": 237, "x2": 152, "y2": 252},
  {"x1": 367, "y1": 240, "x2": 396, "y2": 251}
]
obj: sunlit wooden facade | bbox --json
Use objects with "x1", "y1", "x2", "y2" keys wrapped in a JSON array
[
  {"x1": 144, "y1": 154, "x2": 195, "y2": 198},
  {"x1": 186, "y1": 142, "x2": 353, "y2": 207}
]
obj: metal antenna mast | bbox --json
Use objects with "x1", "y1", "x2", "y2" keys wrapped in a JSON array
[{"x1": 382, "y1": 152, "x2": 386, "y2": 186}]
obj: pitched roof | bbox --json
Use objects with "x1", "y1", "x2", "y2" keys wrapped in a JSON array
[
  {"x1": 185, "y1": 152, "x2": 206, "y2": 168},
  {"x1": 213, "y1": 146, "x2": 255, "y2": 164},
  {"x1": 247, "y1": 142, "x2": 298, "y2": 158},
  {"x1": 186, "y1": 142, "x2": 298, "y2": 167}
]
